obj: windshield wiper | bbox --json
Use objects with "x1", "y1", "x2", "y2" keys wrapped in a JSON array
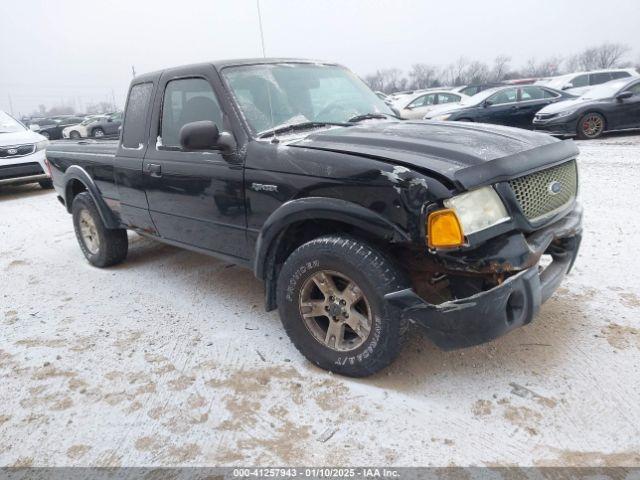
[
  {"x1": 347, "y1": 112, "x2": 397, "y2": 123},
  {"x1": 258, "y1": 121, "x2": 350, "y2": 139}
]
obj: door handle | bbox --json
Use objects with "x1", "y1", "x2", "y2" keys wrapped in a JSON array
[{"x1": 145, "y1": 163, "x2": 162, "y2": 178}]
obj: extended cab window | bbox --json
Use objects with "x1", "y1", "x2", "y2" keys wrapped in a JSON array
[
  {"x1": 160, "y1": 78, "x2": 223, "y2": 147},
  {"x1": 122, "y1": 83, "x2": 153, "y2": 148}
]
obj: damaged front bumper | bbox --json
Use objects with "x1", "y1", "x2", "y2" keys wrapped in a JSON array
[{"x1": 385, "y1": 205, "x2": 583, "y2": 350}]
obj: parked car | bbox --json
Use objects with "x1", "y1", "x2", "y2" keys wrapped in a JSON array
[
  {"x1": 451, "y1": 83, "x2": 504, "y2": 97},
  {"x1": 427, "y1": 85, "x2": 575, "y2": 129},
  {"x1": 533, "y1": 77, "x2": 640, "y2": 139},
  {"x1": 63, "y1": 112, "x2": 123, "y2": 138},
  {"x1": 0, "y1": 110, "x2": 51, "y2": 188},
  {"x1": 62, "y1": 115, "x2": 103, "y2": 139},
  {"x1": 396, "y1": 90, "x2": 470, "y2": 119},
  {"x1": 536, "y1": 68, "x2": 639, "y2": 96},
  {"x1": 29, "y1": 116, "x2": 86, "y2": 140},
  {"x1": 46, "y1": 58, "x2": 582, "y2": 377}
]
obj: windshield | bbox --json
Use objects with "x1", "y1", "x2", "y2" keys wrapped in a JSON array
[
  {"x1": 222, "y1": 63, "x2": 394, "y2": 134},
  {"x1": 0, "y1": 111, "x2": 26, "y2": 133},
  {"x1": 580, "y1": 79, "x2": 630, "y2": 99}
]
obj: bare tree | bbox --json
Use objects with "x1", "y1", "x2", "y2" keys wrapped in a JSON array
[
  {"x1": 407, "y1": 63, "x2": 440, "y2": 90},
  {"x1": 466, "y1": 61, "x2": 490, "y2": 84},
  {"x1": 568, "y1": 43, "x2": 631, "y2": 70},
  {"x1": 364, "y1": 68, "x2": 409, "y2": 93},
  {"x1": 490, "y1": 55, "x2": 511, "y2": 82},
  {"x1": 522, "y1": 56, "x2": 563, "y2": 77}
]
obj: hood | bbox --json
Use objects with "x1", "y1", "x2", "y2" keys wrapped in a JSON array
[
  {"x1": 0, "y1": 129, "x2": 46, "y2": 146},
  {"x1": 290, "y1": 121, "x2": 578, "y2": 189},
  {"x1": 537, "y1": 98, "x2": 591, "y2": 115}
]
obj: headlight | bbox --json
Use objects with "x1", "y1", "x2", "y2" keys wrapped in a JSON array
[
  {"x1": 432, "y1": 113, "x2": 452, "y2": 121},
  {"x1": 554, "y1": 109, "x2": 577, "y2": 118},
  {"x1": 443, "y1": 186, "x2": 510, "y2": 235},
  {"x1": 35, "y1": 139, "x2": 48, "y2": 151}
]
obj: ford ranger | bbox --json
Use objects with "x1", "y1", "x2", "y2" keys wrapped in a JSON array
[{"x1": 45, "y1": 59, "x2": 582, "y2": 377}]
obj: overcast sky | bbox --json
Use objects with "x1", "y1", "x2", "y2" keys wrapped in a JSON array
[{"x1": 1, "y1": 0, "x2": 639, "y2": 116}]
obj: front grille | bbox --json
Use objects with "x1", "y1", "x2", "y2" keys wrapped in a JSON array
[
  {"x1": 509, "y1": 160, "x2": 577, "y2": 222},
  {"x1": 0, "y1": 144, "x2": 36, "y2": 158}
]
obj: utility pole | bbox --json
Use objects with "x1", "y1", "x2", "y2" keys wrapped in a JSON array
[
  {"x1": 111, "y1": 89, "x2": 117, "y2": 111},
  {"x1": 256, "y1": 0, "x2": 266, "y2": 58},
  {"x1": 131, "y1": 65, "x2": 137, "y2": 78},
  {"x1": 8, "y1": 94, "x2": 14, "y2": 116}
]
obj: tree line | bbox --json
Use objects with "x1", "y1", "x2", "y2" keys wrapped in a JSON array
[{"x1": 365, "y1": 42, "x2": 638, "y2": 93}]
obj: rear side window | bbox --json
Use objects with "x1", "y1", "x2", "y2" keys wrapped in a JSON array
[
  {"x1": 590, "y1": 72, "x2": 613, "y2": 85},
  {"x1": 160, "y1": 78, "x2": 223, "y2": 147},
  {"x1": 122, "y1": 82, "x2": 153, "y2": 148},
  {"x1": 437, "y1": 93, "x2": 460, "y2": 104},
  {"x1": 610, "y1": 71, "x2": 631, "y2": 80},
  {"x1": 520, "y1": 86, "x2": 545, "y2": 100},
  {"x1": 460, "y1": 86, "x2": 479, "y2": 96},
  {"x1": 408, "y1": 94, "x2": 435, "y2": 108}
]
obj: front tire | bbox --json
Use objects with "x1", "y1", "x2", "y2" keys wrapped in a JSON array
[
  {"x1": 577, "y1": 112, "x2": 605, "y2": 139},
  {"x1": 92, "y1": 127, "x2": 105, "y2": 138},
  {"x1": 70, "y1": 130, "x2": 81, "y2": 139},
  {"x1": 71, "y1": 192, "x2": 128, "y2": 267},
  {"x1": 276, "y1": 235, "x2": 410, "y2": 377}
]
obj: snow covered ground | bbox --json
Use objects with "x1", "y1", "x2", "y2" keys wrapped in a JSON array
[{"x1": 1, "y1": 133, "x2": 639, "y2": 467}]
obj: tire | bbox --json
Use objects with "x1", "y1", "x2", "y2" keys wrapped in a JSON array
[
  {"x1": 70, "y1": 131, "x2": 81, "y2": 139},
  {"x1": 40, "y1": 131, "x2": 50, "y2": 140},
  {"x1": 71, "y1": 192, "x2": 128, "y2": 267},
  {"x1": 38, "y1": 179, "x2": 53, "y2": 189},
  {"x1": 577, "y1": 112, "x2": 605, "y2": 139},
  {"x1": 276, "y1": 235, "x2": 410, "y2": 377},
  {"x1": 92, "y1": 127, "x2": 105, "y2": 138}
]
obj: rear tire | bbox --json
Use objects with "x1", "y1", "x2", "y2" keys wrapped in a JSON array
[
  {"x1": 577, "y1": 112, "x2": 605, "y2": 139},
  {"x1": 70, "y1": 131, "x2": 81, "y2": 139},
  {"x1": 276, "y1": 235, "x2": 410, "y2": 377},
  {"x1": 92, "y1": 128, "x2": 105, "y2": 138},
  {"x1": 71, "y1": 192, "x2": 128, "y2": 267},
  {"x1": 38, "y1": 179, "x2": 53, "y2": 189}
]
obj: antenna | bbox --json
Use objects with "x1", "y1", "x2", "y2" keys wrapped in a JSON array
[{"x1": 256, "y1": 0, "x2": 267, "y2": 57}]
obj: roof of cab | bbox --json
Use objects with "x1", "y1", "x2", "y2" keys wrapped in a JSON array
[{"x1": 132, "y1": 58, "x2": 338, "y2": 83}]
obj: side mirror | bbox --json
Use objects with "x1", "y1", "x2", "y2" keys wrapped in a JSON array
[
  {"x1": 483, "y1": 99, "x2": 494, "y2": 107},
  {"x1": 562, "y1": 83, "x2": 573, "y2": 90},
  {"x1": 179, "y1": 121, "x2": 220, "y2": 150},
  {"x1": 616, "y1": 91, "x2": 633, "y2": 101}
]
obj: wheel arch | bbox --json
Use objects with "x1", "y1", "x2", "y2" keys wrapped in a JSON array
[
  {"x1": 254, "y1": 197, "x2": 411, "y2": 311},
  {"x1": 63, "y1": 166, "x2": 119, "y2": 229}
]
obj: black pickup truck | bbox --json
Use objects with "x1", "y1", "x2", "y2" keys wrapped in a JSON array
[{"x1": 46, "y1": 58, "x2": 582, "y2": 377}]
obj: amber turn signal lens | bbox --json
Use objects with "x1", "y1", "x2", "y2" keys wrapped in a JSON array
[{"x1": 427, "y1": 209, "x2": 464, "y2": 249}]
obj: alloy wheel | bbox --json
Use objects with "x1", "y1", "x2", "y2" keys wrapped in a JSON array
[
  {"x1": 298, "y1": 270, "x2": 373, "y2": 352},
  {"x1": 581, "y1": 114, "x2": 604, "y2": 138}
]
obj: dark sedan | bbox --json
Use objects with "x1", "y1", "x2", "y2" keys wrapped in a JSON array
[
  {"x1": 427, "y1": 85, "x2": 574, "y2": 129},
  {"x1": 30, "y1": 116, "x2": 86, "y2": 140},
  {"x1": 533, "y1": 77, "x2": 640, "y2": 139}
]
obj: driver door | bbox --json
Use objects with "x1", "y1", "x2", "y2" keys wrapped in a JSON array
[
  {"x1": 476, "y1": 88, "x2": 518, "y2": 126},
  {"x1": 142, "y1": 70, "x2": 248, "y2": 260}
]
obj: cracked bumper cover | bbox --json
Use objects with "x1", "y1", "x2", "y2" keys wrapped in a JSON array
[{"x1": 385, "y1": 205, "x2": 583, "y2": 350}]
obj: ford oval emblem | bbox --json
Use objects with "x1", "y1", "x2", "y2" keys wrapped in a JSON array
[
  {"x1": 548, "y1": 181, "x2": 562, "y2": 195},
  {"x1": 7, "y1": 148, "x2": 18, "y2": 155}
]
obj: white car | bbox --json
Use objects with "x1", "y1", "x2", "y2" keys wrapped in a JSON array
[
  {"x1": 535, "y1": 68, "x2": 639, "y2": 96},
  {"x1": 0, "y1": 111, "x2": 51, "y2": 188},
  {"x1": 62, "y1": 115, "x2": 102, "y2": 139},
  {"x1": 395, "y1": 90, "x2": 470, "y2": 119}
]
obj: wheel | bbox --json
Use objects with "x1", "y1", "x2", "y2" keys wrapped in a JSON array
[
  {"x1": 38, "y1": 179, "x2": 53, "y2": 189},
  {"x1": 276, "y1": 235, "x2": 410, "y2": 377},
  {"x1": 92, "y1": 127, "x2": 105, "y2": 138},
  {"x1": 577, "y1": 112, "x2": 605, "y2": 139},
  {"x1": 40, "y1": 131, "x2": 50, "y2": 140},
  {"x1": 70, "y1": 130, "x2": 81, "y2": 139},
  {"x1": 71, "y1": 192, "x2": 128, "y2": 267}
]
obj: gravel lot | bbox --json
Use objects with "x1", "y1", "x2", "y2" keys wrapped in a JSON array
[{"x1": 1, "y1": 134, "x2": 639, "y2": 467}]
